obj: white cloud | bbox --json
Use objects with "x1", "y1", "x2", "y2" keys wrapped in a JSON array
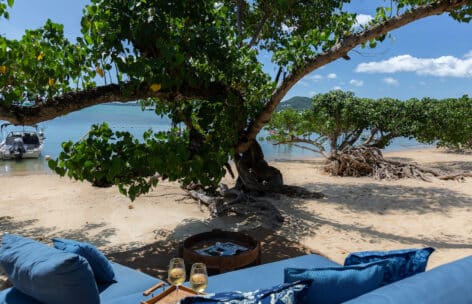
[
  {"x1": 349, "y1": 79, "x2": 364, "y2": 87},
  {"x1": 355, "y1": 53, "x2": 472, "y2": 78},
  {"x1": 327, "y1": 73, "x2": 337, "y2": 79},
  {"x1": 383, "y1": 77, "x2": 399, "y2": 86},
  {"x1": 309, "y1": 91, "x2": 317, "y2": 97},
  {"x1": 309, "y1": 74, "x2": 323, "y2": 81},
  {"x1": 354, "y1": 14, "x2": 373, "y2": 28},
  {"x1": 332, "y1": 86, "x2": 342, "y2": 90}
]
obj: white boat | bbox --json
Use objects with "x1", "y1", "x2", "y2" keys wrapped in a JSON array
[{"x1": 0, "y1": 123, "x2": 45, "y2": 160}]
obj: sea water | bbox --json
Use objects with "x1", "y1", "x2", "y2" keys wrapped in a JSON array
[{"x1": 0, "y1": 103, "x2": 432, "y2": 175}]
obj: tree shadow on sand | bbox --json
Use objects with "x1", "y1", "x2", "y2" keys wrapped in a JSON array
[
  {"x1": 302, "y1": 182, "x2": 472, "y2": 214},
  {"x1": 2, "y1": 180, "x2": 471, "y2": 286},
  {"x1": 0, "y1": 216, "x2": 117, "y2": 247},
  {"x1": 385, "y1": 156, "x2": 472, "y2": 173},
  {"x1": 106, "y1": 221, "x2": 317, "y2": 280},
  {"x1": 426, "y1": 161, "x2": 472, "y2": 173},
  {"x1": 271, "y1": 182, "x2": 472, "y2": 252}
]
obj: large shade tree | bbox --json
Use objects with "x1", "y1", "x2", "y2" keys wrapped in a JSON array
[{"x1": 1, "y1": 0, "x2": 472, "y2": 201}]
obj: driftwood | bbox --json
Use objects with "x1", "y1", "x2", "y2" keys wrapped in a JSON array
[
  {"x1": 438, "y1": 172, "x2": 472, "y2": 181},
  {"x1": 326, "y1": 146, "x2": 471, "y2": 182}
]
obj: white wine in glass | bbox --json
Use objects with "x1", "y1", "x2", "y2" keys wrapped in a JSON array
[
  {"x1": 189, "y1": 263, "x2": 208, "y2": 293},
  {"x1": 168, "y1": 258, "x2": 186, "y2": 287}
]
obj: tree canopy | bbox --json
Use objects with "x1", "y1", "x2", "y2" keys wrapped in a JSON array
[
  {"x1": 1, "y1": 0, "x2": 472, "y2": 199},
  {"x1": 407, "y1": 95, "x2": 472, "y2": 150}
]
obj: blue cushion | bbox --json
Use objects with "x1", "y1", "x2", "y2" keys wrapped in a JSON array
[
  {"x1": 344, "y1": 255, "x2": 472, "y2": 304},
  {"x1": 179, "y1": 281, "x2": 308, "y2": 304},
  {"x1": 344, "y1": 247, "x2": 434, "y2": 285},
  {"x1": 52, "y1": 237, "x2": 115, "y2": 283},
  {"x1": 205, "y1": 253, "x2": 339, "y2": 293},
  {"x1": 0, "y1": 234, "x2": 99, "y2": 304},
  {"x1": 0, "y1": 287, "x2": 43, "y2": 304},
  {"x1": 0, "y1": 262, "x2": 163, "y2": 304},
  {"x1": 98, "y1": 262, "x2": 162, "y2": 302},
  {"x1": 284, "y1": 261, "x2": 387, "y2": 304}
]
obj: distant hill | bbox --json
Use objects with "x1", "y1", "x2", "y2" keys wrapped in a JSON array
[{"x1": 277, "y1": 96, "x2": 311, "y2": 111}]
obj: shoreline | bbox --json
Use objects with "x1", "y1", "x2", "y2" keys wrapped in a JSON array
[
  {"x1": 0, "y1": 145, "x2": 438, "y2": 177},
  {"x1": 1, "y1": 147, "x2": 471, "y2": 289}
]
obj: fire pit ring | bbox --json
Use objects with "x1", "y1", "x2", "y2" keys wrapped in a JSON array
[{"x1": 180, "y1": 230, "x2": 261, "y2": 273}]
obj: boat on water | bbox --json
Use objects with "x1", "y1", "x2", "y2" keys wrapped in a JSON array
[{"x1": 0, "y1": 123, "x2": 45, "y2": 160}]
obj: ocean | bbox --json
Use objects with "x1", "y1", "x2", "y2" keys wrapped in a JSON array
[{"x1": 0, "y1": 103, "x2": 432, "y2": 175}]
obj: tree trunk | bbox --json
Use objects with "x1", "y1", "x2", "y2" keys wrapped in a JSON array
[
  {"x1": 234, "y1": 140, "x2": 323, "y2": 198},
  {"x1": 235, "y1": 140, "x2": 283, "y2": 193}
]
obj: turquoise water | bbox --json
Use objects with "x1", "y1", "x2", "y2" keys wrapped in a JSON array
[{"x1": 0, "y1": 103, "x2": 431, "y2": 175}]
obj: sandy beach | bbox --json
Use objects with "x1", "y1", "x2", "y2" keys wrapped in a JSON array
[{"x1": 1, "y1": 148, "x2": 472, "y2": 289}]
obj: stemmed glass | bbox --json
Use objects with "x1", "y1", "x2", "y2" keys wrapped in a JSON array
[
  {"x1": 167, "y1": 258, "x2": 186, "y2": 298},
  {"x1": 189, "y1": 263, "x2": 208, "y2": 294}
]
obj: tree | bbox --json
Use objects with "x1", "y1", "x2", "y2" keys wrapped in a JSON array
[
  {"x1": 1, "y1": 0, "x2": 472, "y2": 200},
  {"x1": 268, "y1": 91, "x2": 472, "y2": 180},
  {"x1": 408, "y1": 95, "x2": 472, "y2": 151},
  {"x1": 268, "y1": 91, "x2": 408, "y2": 177}
]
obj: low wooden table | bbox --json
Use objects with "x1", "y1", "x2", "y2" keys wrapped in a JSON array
[
  {"x1": 141, "y1": 285, "x2": 200, "y2": 304},
  {"x1": 180, "y1": 230, "x2": 261, "y2": 273}
]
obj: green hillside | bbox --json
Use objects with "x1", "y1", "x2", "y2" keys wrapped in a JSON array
[{"x1": 277, "y1": 96, "x2": 311, "y2": 111}]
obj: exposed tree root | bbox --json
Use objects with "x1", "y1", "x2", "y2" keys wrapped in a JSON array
[
  {"x1": 187, "y1": 185, "x2": 285, "y2": 230},
  {"x1": 186, "y1": 140, "x2": 323, "y2": 225},
  {"x1": 325, "y1": 146, "x2": 471, "y2": 182}
]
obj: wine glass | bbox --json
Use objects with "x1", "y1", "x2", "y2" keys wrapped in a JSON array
[
  {"x1": 189, "y1": 263, "x2": 208, "y2": 294},
  {"x1": 168, "y1": 258, "x2": 186, "y2": 297}
]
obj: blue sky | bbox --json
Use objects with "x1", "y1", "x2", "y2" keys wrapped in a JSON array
[{"x1": 1, "y1": 0, "x2": 471, "y2": 101}]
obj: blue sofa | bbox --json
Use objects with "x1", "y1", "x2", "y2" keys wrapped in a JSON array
[
  {"x1": 205, "y1": 254, "x2": 472, "y2": 303},
  {"x1": 1, "y1": 252, "x2": 472, "y2": 303},
  {"x1": 0, "y1": 262, "x2": 161, "y2": 304}
]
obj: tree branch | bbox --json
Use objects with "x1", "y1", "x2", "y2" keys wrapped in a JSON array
[
  {"x1": 369, "y1": 132, "x2": 397, "y2": 149},
  {"x1": 274, "y1": 67, "x2": 283, "y2": 84},
  {"x1": 248, "y1": 12, "x2": 269, "y2": 47},
  {"x1": 274, "y1": 137, "x2": 330, "y2": 159},
  {"x1": 0, "y1": 81, "x2": 239, "y2": 125},
  {"x1": 236, "y1": 0, "x2": 243, "y2": 42},
  {"x1": 362, "y1": 128, "x2": 379, "y2": 146},
  {"x1": 237, "y1": 0, "x2": 469, "y2": 153},
  {"x1": 276, "y1": 141, "x2": 328, "y2": 158},
  {"x1": 339, "y1": 129, "x2": 363, "y2": 151}
]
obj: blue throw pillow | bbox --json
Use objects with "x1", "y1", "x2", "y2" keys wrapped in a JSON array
[
  {"x1": 179, "y1": 281, "x2": 308, "y2": 304},
  {"x1": 344, "y1": 247, "x2": 435, "y2": 285},
  {"x1": 52, "y1": 237, "x2": 115, "y2": 283},
  {"x1": 0, "y1": 234, "x2": 99, "y2": 304},
  {"x1": 284, "y1": 261, "x2": 387, "y2": 304}
]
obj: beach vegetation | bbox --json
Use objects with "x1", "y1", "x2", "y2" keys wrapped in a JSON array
[
  {"x1": 408, "y1": 95, "x2": 472, "y2": 151},
  {"x1": 1, "y1": 1, "x2": 472, "y2": 203},
  {"x1": 268, "y1": 91, "x2": 472, "y2": 180}
]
